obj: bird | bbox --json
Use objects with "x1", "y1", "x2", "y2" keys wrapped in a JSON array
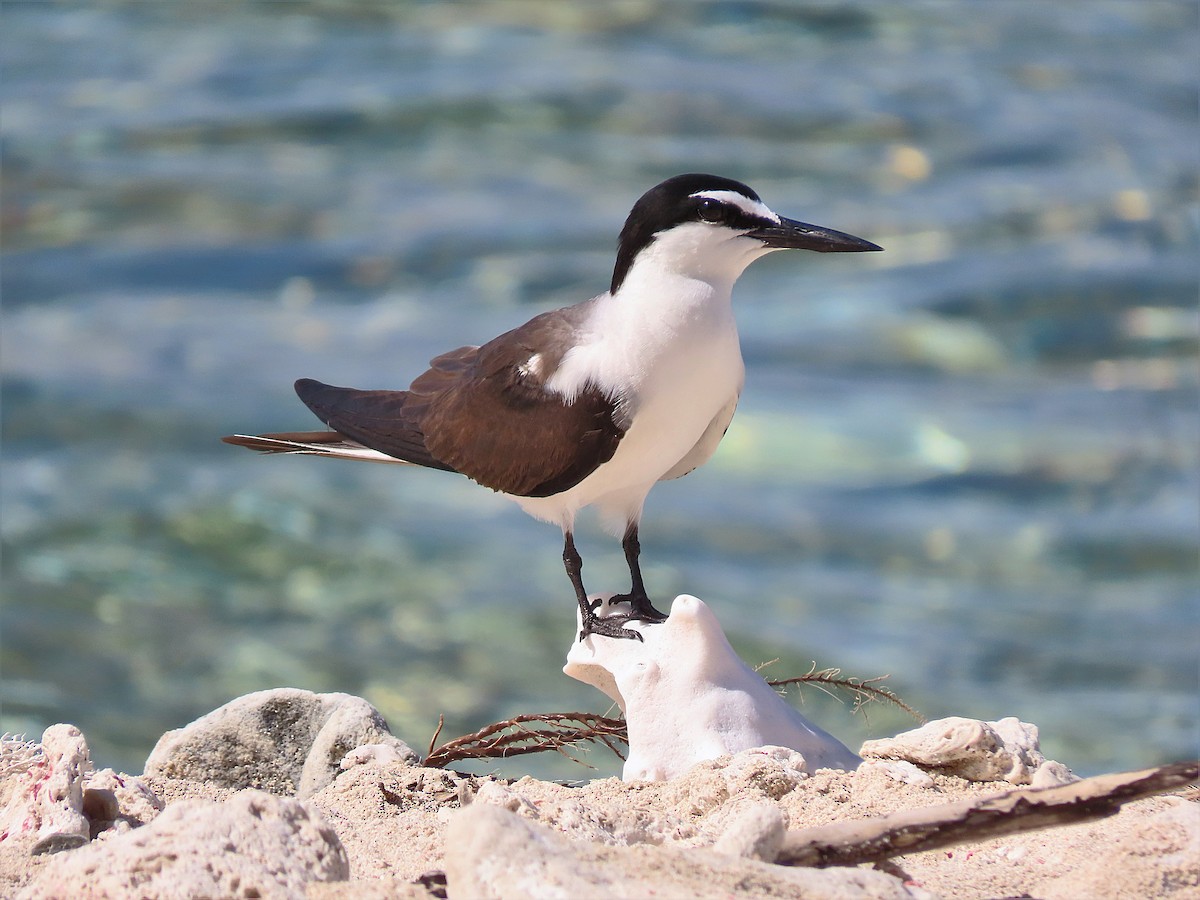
[{"x1": 224, "y1": 173, "x2": 881, "y2": 640}]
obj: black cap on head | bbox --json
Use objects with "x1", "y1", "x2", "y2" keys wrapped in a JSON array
[
  {"x1": 611, "y1": 174, "x2": 765, "y2": 293},
  {"x1": 610, "y1": 174, "x2": 880, "y2": 293}
]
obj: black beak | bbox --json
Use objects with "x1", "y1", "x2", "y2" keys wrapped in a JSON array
[{"x1": 749, "y1": 216, "x2": 882, "y2": 253}]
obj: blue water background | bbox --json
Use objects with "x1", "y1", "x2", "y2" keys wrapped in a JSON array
[{"x1": 2, "y1": 1, "x2": 1197, "y2": 779}]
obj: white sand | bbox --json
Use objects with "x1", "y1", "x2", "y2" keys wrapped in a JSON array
[{"x1": 3, "y1": 747, "x2": 1196, "y2": 898}]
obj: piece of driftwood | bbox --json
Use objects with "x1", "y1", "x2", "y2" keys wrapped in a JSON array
[{"x1": 779, "y1": 759, "x2": 1198, "y2": 868}]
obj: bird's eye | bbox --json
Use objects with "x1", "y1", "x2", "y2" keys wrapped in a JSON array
[{"x1": 697, "y1": 199, "x2": 726, "y2": 223}]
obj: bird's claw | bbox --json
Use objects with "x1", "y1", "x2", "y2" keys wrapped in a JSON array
[
  {"x1": 578, "y1": 610, "x2": 645, "y2": 642},
  {"x1": 609, "y1": 591, "x2": 669, "y2": 623}
]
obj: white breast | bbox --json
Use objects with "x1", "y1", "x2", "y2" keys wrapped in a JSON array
[{"x1": 516, "y1": 267, "x2": 746, "y2": 531}]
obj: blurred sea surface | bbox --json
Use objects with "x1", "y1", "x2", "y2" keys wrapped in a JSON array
[{"x1": 2, "y1": 0, "x2": 1197, "y2": 779}]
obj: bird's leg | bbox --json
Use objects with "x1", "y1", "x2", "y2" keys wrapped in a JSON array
[
  {"x1": 563, "y1": 531, "x2": 644, "y2": 641},
  {"x1": 609, "y1": 522, "x2": 669, "y2": 623}
]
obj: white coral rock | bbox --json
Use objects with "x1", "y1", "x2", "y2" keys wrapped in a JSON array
[
  {"x1": 565, "y1": 594, "x2": 860, "y2": 782},
  {"x1": 860, "y1": 715, "x2": 1078, "y2": 785}
]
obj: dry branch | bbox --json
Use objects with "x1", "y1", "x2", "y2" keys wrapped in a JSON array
[
  {"x1": 424, "y1": 713, "x2": 628, "y2": 770},
  {"x1": 767, "y1": 667, "x2": 925, "y2": 724},
  {"x1": 779, "y1": 759, "x2": 1199, "y2": 868},
  {"x1": 422, "y1": 666, "x2": 918, "y2": 770}
]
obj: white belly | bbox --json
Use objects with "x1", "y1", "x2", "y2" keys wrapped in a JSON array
[{"x1": 515, "y1": 317, "x2": 744, "y2": 531}]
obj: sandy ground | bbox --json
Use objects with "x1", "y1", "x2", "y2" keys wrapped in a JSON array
[{"x1": 2, "y1": 744, "x2": 1197, "y2": 899}]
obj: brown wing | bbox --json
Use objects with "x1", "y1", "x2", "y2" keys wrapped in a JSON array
[
  {"x1": 221, "y1": 431, "x2": 420, "y2": 465},
  {"x1": 294, "y1": 379, "x2": 456, "y2": 472},
  {"x1": 295, "y1": 305, "x2": 629, "y2": 498}
]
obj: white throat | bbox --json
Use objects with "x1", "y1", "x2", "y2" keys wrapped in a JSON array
[{"x1": 623, "y1": 222, "x2": 776, "y2": 296}]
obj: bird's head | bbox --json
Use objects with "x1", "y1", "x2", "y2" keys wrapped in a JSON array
[{"x1": 611, "y1": 173, "x2": 881, "y2": 295}]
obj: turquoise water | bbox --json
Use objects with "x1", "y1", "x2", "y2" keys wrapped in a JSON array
[{"x1": 2, "y1": 1, "x2": 1197, "y2": 780}]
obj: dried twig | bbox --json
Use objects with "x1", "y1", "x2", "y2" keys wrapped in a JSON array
[
  {"x1": 421, "y1": 664, "x2": 919, "y2": 770},
  {"x1": 767, "y1": 666, "x2": 926, "y2": 725},
  {"x1": 424, "y1": 713, "x2": 628, "y2": 770},
  {"x1": 427, "y1": 715, "x2": 446, "y2": 759},
  {"x1": 779, "y1": 760, "x2": 1199, "y2": 868}
]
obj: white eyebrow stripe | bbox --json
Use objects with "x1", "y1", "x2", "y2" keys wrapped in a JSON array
[{"x1": 690, "y1": 189, "x2": 781, "y2": 224}]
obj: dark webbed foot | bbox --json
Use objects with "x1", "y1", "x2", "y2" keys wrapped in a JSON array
[
  {"x1": 609, "y1": 590, "x2": 669, "y2": 623},
  {"x1": 567, "y1": 529, "x2": 664, "y2": 640},
  {"x1": 579, "y1": 609, "x2": 645, "y2": 642}
]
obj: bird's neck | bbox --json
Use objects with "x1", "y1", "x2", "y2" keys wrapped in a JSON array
[
  {"x1": 547, "y1": 266, "x2": 742, "y2": 407},
  {"x1": 599, "y1": 267, "x2": 736, "y2": 365},
  {"x1": 610, "y1": 240, "x2": 744, "y2": 328}
]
